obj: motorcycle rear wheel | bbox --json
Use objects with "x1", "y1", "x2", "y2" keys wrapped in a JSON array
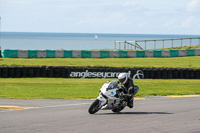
[{"x1": 88, "y1": 99, "x2": 101, "y2": 114}]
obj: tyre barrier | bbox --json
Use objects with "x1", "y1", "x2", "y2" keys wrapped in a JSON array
[{"x1": 0, "y1": 66, "x2": 200, "y2": 79}]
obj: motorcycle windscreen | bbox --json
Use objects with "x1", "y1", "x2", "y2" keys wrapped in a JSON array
[{"x1": 107, "y1": 80, "x2": 119, "y2": 90}]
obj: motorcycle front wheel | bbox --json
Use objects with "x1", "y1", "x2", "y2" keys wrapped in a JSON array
[{"x1": 88, "y1": 99, "x2": 102, "y2": 114}]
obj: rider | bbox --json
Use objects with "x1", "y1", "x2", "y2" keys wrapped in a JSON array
[{"x1": 118, "y1": 73, "x2": 134, "y2": 108}]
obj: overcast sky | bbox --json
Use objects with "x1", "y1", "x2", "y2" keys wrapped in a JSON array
[{"x1": 0, "y1": 0, "x2": 200, "y2": 34}]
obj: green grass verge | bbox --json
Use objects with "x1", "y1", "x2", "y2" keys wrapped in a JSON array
[
  {"x1": 0, "y1": 56, "x2": 200, "y2": 68},
  {"x1": 0, "y1": 78, "x2": 200, "y2": 99}
]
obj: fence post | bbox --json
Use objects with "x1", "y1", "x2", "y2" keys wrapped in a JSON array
[
  {"x1": 181, "y1": 39, "x2": 182, "y2": 47},
  {"x1": 171, "y1": 39, "x2": 173, "y2": 47},
  {"x1": 134, "y1": 41, "x2": 136, "y2": 50},
  {"x1": 190, "y1": 38, "x2": 192, "y2": 46},
  {"x1": 145, "y1": 40, "x2": 146, "y2": 50},
  {"x1": 124, "y1": 41, "x2": 126, "y2": 49},
  {"x1": 119, "y1": 42, "x2": 121, "y2": 49},
  {"x1": 154, "y1": 40, "x2": 156, "y2": 49},
  {"x1": 199, "y1": 38, "x2": 200, "y2": 45},
  {"x1": 115, "y1": 41, "x2": 116, "y2": 49},
  {"x1": 162, "y1": 40, "x2": 164, "y2": 49}
]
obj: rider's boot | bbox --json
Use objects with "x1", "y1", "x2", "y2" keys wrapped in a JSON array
[{"x1": 127, "y1": 97, "x2": 134, "y2": 108}]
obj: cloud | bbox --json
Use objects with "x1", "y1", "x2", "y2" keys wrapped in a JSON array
[
  {"x1": 123, "y1": 1, "x2": 137, "y2": 6},
  {"x1": 164, "y1": 16, "x2": 200, "y2": 29},
  {"x1": 122, "y1": 1, "x2": 145, "y2": 11},
  {"x1": 186, "y1": 0, "x2": 200, "y2": 12},
  {"x1": 78, "y1": 12, "x2": 123, "y2": 26},
  {"x1": 181, "y1": 17, "x2": 196, "y2": 27},
  {"x1": 138, "y1": 22, "x2": 148, "y2": 28},
  {"x1": 1, "y1": 0, "x2": 200, "y2": 34},
  {"x1": 3, "y1": 0, "x2": 30, "y2": 4},
  {"x1": 165, "y1": 19, "x2": 179, "y2": 29}
]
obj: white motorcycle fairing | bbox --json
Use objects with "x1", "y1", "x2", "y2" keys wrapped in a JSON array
[
  {"x1": 88, "y1": 80, "x2": 139, "y2": 114},
  {"x1": 97, "y1": 81, "x2": 123, "y2": 110}
]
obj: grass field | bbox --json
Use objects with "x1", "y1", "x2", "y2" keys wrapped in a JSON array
[
  {"x1": 0, "y1": 56, "x2": 200, "y2": 68},
  {"x1": 0, "y1": 78, "x2": 200, "y2": 99},
  {"x1": 1, "y1": 54, "x2": 200, "y2": 99}
]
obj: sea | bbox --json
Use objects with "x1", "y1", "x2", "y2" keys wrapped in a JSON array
[{"x1": 0, "y1": 32, "x2": 200, "y2": 50}]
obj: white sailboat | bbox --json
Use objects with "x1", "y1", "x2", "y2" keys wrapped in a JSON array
[{"x1": 94, "y1": 34, "x2": 98, "y2": 39}]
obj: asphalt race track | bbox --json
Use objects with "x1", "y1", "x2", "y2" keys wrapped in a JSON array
[{"x1": 0, "y1": 96, "x2": 200, "y2": 133}]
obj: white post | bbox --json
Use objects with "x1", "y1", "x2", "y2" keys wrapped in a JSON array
[
  {"x1": 124, "y1": 41, "x2": 126, "y2": 49},
  {"x1": 162, "y1": 40, "x2": 164, "y2": 49},
  {"x1": 181, "y1": 39, "x2": 182, "y2": 47},
  {"x1": 0, "y1": 16, "x2": 1, "y2": 47},
  {"x1": 134, "y1": 41, "x2": 136, "y2": 50},
  {"x1": 199, "y1": 38, "x2": 200, "y2": 45}
]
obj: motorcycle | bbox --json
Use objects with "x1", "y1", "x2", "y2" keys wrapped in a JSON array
[{"x1": 88, "y1": 80, "x2": 139, "y2": 114}]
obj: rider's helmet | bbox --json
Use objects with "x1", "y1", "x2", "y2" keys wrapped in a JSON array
[{"x1": 118, "y1": 73, "x2": 128, "y2": 85}]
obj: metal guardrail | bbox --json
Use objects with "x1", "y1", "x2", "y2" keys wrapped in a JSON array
[{"x1": 115, "y1": 37, "x2": 200, "y2": 50}]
